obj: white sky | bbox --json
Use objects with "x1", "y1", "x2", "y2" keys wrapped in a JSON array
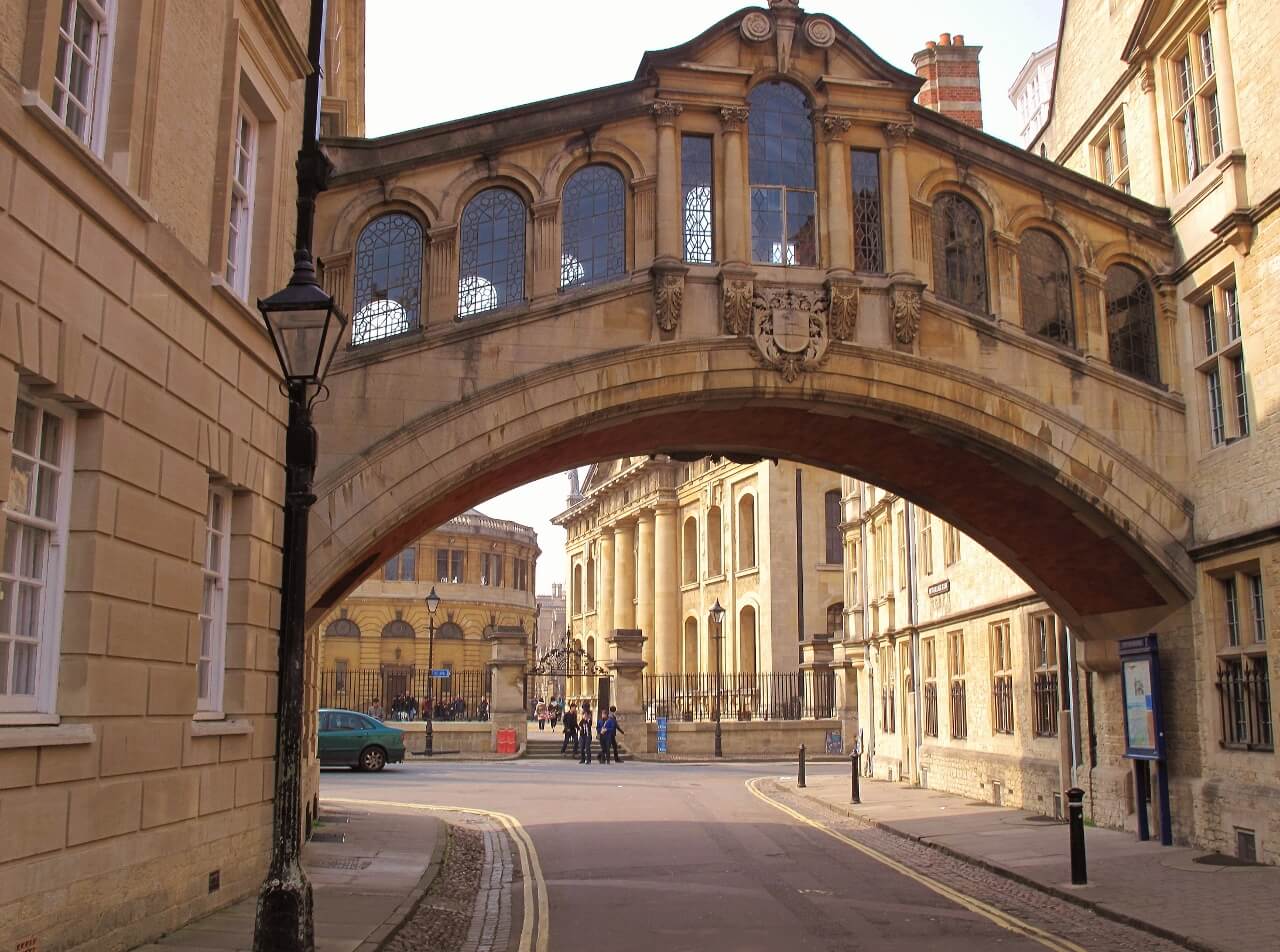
[{"x1": 363, "y1": 0, "x2": 1062, "y2": 591}]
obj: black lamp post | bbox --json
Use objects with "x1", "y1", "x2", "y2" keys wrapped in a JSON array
[
  {"x1": 252, "y1": 3, "x2": 344, "y2": 951},
  {"x1": 424, "y1": 585, "x2": 441, "y2": 756},
  {"x1": 710, "y1": 599, "x2": 726, "y2": 758}
]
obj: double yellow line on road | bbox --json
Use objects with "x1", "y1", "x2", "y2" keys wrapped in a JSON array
[
  {"x1": 746, "y1": 778, "x2": 1087, "y2": 952},
  {"x1": 327, "y1": 796, "x2": 550, "y2": 952}
]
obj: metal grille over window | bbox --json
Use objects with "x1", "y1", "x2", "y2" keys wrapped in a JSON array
[
  {"x1": 1031, "y1": 615, "x2": 1059, "y2": 737},
  {"x1": 458, "y1": 188, "x2": 526, "y2": 317},
  {"x1": 851, "y1": 149, "x2": 884, "y2": 272},
  {"x1": 1018, "y1": 229, "x2": 1075, "y2": 347},
  {"x1": 560, "y1": 165, "x2": 625, "y2": 289},
  {"x1": 1215, "y1": 570, "x2": 1271, "y2": 750},
  {"x1": 682, "y1": 135, "x2": 713, "y2": 263},
  {"x1": 991, "y1": 621, "x2": 1014, "y2": 735},
  {"x1": 52, "y1": 0, "x2": 111, "y2": 147},
  {"x1": 748, "y1": 82, "x2": 817, "y2": 267},
  {"x1": 199, "y1": 488, "x2": 231, "y2": 711},
  {"x1": 931, "y1": 193, "x2": 988, "y2": 312},
  {"x1": 948, "y1": 631, "x2": 967, "y2": 740},
  {"x1": 1104, "y1": 265, "x2": 1160, "y2": 385},
  {"x1": 352, "y1": 213, "x2": 423, "y2": 345}
]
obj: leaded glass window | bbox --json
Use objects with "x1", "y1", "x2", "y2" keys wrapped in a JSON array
[
  {"x1": 1018, "y1": 229, "x2": 1074, "y2": 347},
  {"x1": 748, "y1": 82, "x2": 817, "y2": 267},
  {"x1": 560, "y1": 165, "x2": 625, "y2": 289},
  {"x1": 1104, "y1": 265, "x2": 1160, "y2": 384},
  {"x1": 351, "y1": 213, "x2": 423, "y2": 345},
  {"x1": 459, "y1": 188, "x2": 526, "y2": 317},
  {"x1": 931, "y1": 193, "x2": 988, "y2": 312},
  {"x1": 682, "y1": 135, "x2": 713, "y2": 264},
  {"x1": 851, "y1": 149, "x2": 884, "y2": 273}
]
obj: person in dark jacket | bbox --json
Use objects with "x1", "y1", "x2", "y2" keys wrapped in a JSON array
[
  {"x1": 578, "y1": 711, "x2": 593, "y2": 764},
  {"x1": 561, "y1": 703, "x2": 579, "y2": 757},
  {"x1": 604, "y1": 706, "x2": 624, "y2": 763}
]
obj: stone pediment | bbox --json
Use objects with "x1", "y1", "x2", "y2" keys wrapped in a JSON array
[{"x1": 1121, "y1": 0, "x2": 1179, "y2": 62}]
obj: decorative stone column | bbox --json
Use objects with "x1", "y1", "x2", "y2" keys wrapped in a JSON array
[
  {"x1": 1075, "y1": 266, "x2": 1108, "y2": 363},
  {"x1": 652, "y1": 101, "x2": 688, "y2": 335},
  {"x1": 613, "y1": 521, "x2": 636, "y2": 631},
  {"x1": 884, "y1": 122, "x2": 914, "y2": 278},
  {"x1": 653, "y1": 505, "x2": 680, "y2": 674},
  {"x1": 719, "y1": 104, "x2": 755, "y2": 335},
  {"x1": 821, "y1": 114, "x2": 854, "y2": 273},
  {"x1": 427, "y1": 224, "x2": 458, "y2": 323},
  {"x1": 636, "y1": 511, "x2": 656, "y2": 673},
  {"x1": 1208, "y1": 0, "x2": 1243, "y2": 159},
  {"x1": 991, "y1": 230, "x2": 1020, "y2": 324},
  {"x1": 1153, "y1": 274, "x2": 1182, "y2": 396},
  {"x1": 1139, "y1": 65, "x2": 1167, "y2": 207},
  {"x1": 486, "y1": 625, "x2": 529, "y2": 753},
  {"x1": 318, "y1": 251, "x2": 352, "y2": 324},
  {"x1": 598, "y1": 528, "x2": 615, "y2": 661},
  {"x1": 800, "y1": 634, "x2": 835, "y2": 720},
  {"x1": 531, "y1": 199, "x2": 561, "y2": 301},
  {"x1": 608, "y1": 628, "x2": 650, "y2": 756}
]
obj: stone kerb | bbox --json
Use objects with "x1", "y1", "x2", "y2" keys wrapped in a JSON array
[
  {"x1": 607, "y1": 628, "x2": 649, "y2": 755},
  {"x1": 486, "y1": 625, "x2": 529, "y2": 753}
]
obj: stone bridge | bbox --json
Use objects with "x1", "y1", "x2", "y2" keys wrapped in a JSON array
[{"x1": 307, "y1": 2, "x2": 1190, "y2": 642}]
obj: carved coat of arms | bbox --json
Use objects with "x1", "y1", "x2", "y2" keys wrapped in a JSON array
[{"x1": 751, "y1": 286, "x2": 830, "y2": 382}]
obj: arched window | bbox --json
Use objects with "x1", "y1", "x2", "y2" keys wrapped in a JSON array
[
  {"x1": 560, "y1": 165, "x2": 625, "y2": 288},
  {"x1": 572, "y1": 563, "x2": 583, "y2": 615},
  {"x1": 1105, "y1": 265, "x2": 1160, "y2": 384},
  {"x1": 748, "y1": 81, "x2": 817, "y2": 267},
  {"x1": 737, "y1": 495, "x2": 756, "y2": 570},
  {"x1": 682, "y1": 516, "x2": 698, "y2": 584},
  {"x1": 683, "y1": 617, "x2": 699, "y2": 674},
  {"x1": 381, "y1": 619, "x2": 414, "y2": 639},
  {"x1": 325, "y1": 617, "x2": 360, "y2": 638},
  {"x1": 458, "y1": 187, "x2": 526, "y2": 317},
  {"x1": 586, "y1": 556, "x2": 596, "y2": 611},
  {"x1": 436, "y1": 621, "x2": 464, "y2": 640},
  {"x1": 707, "y1": 506, "x2": 723, "y2": 577},
  {"x1": 352, "y1": 213, "x2": 422, "y2": 345},
  {"x1": 1019, "y1": 229, "x2": 1075, "y2": 347},
  {"x1": 824, "y1": 490, "x2": 843, "y2": 564},
  {"x1": 827, "y1": 602, "x2": 845, "y2": 637},
  {"x1": 586, "y1": 636, "x2": 596, "y2": 664},
  {"x1": 739, "y1": 605, "x2": 757, "y2": 674},
  {"x1": 931, "y1": 193, "x2": 988, "y2": 312}
]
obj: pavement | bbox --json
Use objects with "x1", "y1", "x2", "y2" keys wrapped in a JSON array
[
  {"x1": 788, "y1": 771, "x2": 1280, "y2": 952},
  {"x1": 133, "y1": 803, "x2": 444, "y2": 952}
]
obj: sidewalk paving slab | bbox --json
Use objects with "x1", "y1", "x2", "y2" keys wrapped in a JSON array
[
  {"x1": 790, "y1": 773, "x2": 1280, "y2": 952},
  {"x1": 132, "y1": 802, "x2": 445, "y2": 952}
]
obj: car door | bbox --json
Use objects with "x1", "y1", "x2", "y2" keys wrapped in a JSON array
[
  {"x1": 329, "y1": 712, "x2": 369, "y2": 765},
  {"x1": 317, "y1": 711, "x2": 336, "y2": 765}
]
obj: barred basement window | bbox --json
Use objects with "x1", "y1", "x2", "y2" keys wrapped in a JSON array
[
  {"x1": 1018, "y1": 229, "x2": 1075, "y2": 347},
  {"x1": 748, "y1": 81, "x2": 817, "y2": 267},
  {"x1": 682, "y1": 135, "x2": 714, "y2": 263},
  {"x1": 1030, "y1": 613, "x2": 1060, "y2": 737},
  {"x1": 459, "y1": 188, "x2": 526, "y2": 317},
  {"x1": 1104, "y1": 265, "x2": 1160, "y2": 385},
  {"x1": 1215, "y1": 569, "x2": 1272, "y2": 751},
  {"x1": 352, "y1": 213, "x2": 423, "y2": 345},
  {"x1": 922, "y1": 637, "x2": 938, "y2": 738},
  {"x1": 851, "y1": 149, "x2": 884, "y2": 272},
  {"x1": 991, "y1": 620, "x2": 1014, "y2": 735},
  {"x1": 931, "y1": 193, "x2": 988, "y2": 313},
  {"x1": 948, "y1": 631, "x2": 967, "y2": 739},
  {"x1": 560, "y1": 165, "x2": 625, "y2": 289}
]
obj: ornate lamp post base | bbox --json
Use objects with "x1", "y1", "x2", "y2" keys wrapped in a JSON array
[{"x1": 255, "y1": 873, "x2": 315, "y2": 952}]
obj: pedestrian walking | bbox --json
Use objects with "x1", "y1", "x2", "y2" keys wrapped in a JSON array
[
  {"x1": 605, "y1": 706, "x2": 624, "y2": 763},
  {"x1": 578, "y1": 711, "x2": 593, "y2": 764},
  {"x1": 561, "y1": 703, "x2": 579, "y2": 757},
  {"x1": 535, "y1": 698, "x2": 548, "y2": 731},
  {"x1": 550, "y1": 696, "x2": 561, "y2": 730}
]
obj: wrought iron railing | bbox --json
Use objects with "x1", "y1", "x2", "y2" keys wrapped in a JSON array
[
  {"x1": 923, "y1": 682, "x2": 939, "y2": 738},
  {"x1": 319, "y1": 668, "x2": 492, "y2": 722},
  {"x1": 643, "y1": 671, "x2": 835, "y2": 722},
  {"x1": 1032, "y1": 671, "x2": 1060, "y2": 737},
  {"x1": 949, "y1": 679, "x2": 967, "y2": 739},
  {"x1": 1216, "y1": 658, "x2": 1273, "y2": 751},
  {"x1": 992, "y1": 675, "x2": 1015, "y2": 735}
]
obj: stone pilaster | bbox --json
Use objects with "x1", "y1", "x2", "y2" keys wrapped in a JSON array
[
  {"x1": 530, "y1": 199, "x2": 561, "y2": 300},
  {"x1": 820, "y1": 113, "x2": 854, "y2": 273},
  {"x1": 653, "y1": 504, "x2": 680, "y2": 674},
  {"x1": 613, "y1": 521, "x2": 636, "y2": 630},
  {"x1": 884, "y1": 122, "x2": 915, "y2": 278},
  {"x1": 607, "y1": 628, "x2": 650, "y2": 757},
  {"x1": 800, "y1": 634, "x2": 835, "y2": 720},
  {"x1": 636, "y1": 511, "x2": 656, "y2": 673},
  {"x1": 653, "y1": 100, "x2": 684, "y2": 263},
  {"x1": 1139, "y1": 65, "x2": 1167, "y2": 207},
  {"x1": 486, "y1": 625, "x2": 529, "y2": 753},
  {"x1": 598, "y1": 527, "x2": 615, "y2": 654},
  {"x1": 427, "y1": 224, "x2": 457, "y2": 323},
  {"x1": 991, "y1": 230, "x2": 1019, "y2": 323},
  {"x1": 719, "y1": 105, "x2": 750, "y2": 266}
]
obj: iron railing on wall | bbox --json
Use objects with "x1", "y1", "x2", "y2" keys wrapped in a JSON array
[
  {"x1": 643, "y1": 671, "x2": 834, "y2": 722},
  {"x1": 923, "y1": 682, "x2": 939, "y2": 738},
  {"x1": 319, "y1": 668, "x2": 492, "y2": 721},
  {"x1": 1216, "y1": 658, "x2": 1273, "y2": 751},
  {"x1": 949, "y1": 679, "x2": 967, "y2": 739},
  {"x1": 992, "y1": 675, "x2": 1015, "y2": 735},
  {"x1": 1032, "y1": 672, "x2": 1060, "y2": 737}
]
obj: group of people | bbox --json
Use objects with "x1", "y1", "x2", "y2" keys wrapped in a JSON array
[
  {"x1": 558, "y1": 702, "x2": 624, "y2": 764},
  {"x1": 371, "y1": 693, "x2": 490, "y2": 722},
  {"x1": 532, "y1": 696, "x2": 563, "y2": 730}
]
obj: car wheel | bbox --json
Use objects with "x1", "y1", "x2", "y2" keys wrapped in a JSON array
[{"x1": 359, "y1": 745, "x2": 387, "y2": 772}]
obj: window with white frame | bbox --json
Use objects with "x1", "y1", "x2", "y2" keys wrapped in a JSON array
[
  {"x1": 1196, "y1": 279, "x2": 1249, "y2": 449},
  {"x1": 0, "y1": 398, "x2": 74, "y2": 714},
  {"x1": 52, "y1": 0, "x2": 115, "y2": 151},
  {"x1": 225, "y1": 102, "x2": 258, "y2": 298},
  {"x1": 198, "y1": 486, "x2": 231, "y2": 713},
  {"x1": 1169, "y1": 22, "x2": 1223, "y2": 187},
  {"x1": 1092, "y1": 112, "x2": 1130, "y2": 193}
]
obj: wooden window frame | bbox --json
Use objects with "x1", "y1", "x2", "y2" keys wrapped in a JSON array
[
  {"x1": 1195, "y1": 278, "x2": 1249, "y2": 450},
  {"x1": 1167, "y1": 21, "x2": 1223, "y2": 189},
  {"x1": 1091, "y1": 112, "x2": 1130, "y2": 193}
]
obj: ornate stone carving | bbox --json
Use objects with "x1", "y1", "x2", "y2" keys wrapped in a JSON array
[
  {"x1": 722, "y1": 278, "x2": 754, "y2": 335},
  {"x1": 1139, "y1": 64, "x2": 1156, "y2": 95},
  {"x1": 820, "y1": 114, "x2": 853, "y2": 141},
  {"x1": 741, "y1": 11, "x2": 773, "y2": 42},
  {"x1": 751, "y1": 286, "x2": 830, "y2": 382},
  {"x1": 803, "y1": 16, "x2": 837, "y2": 48},
  {"x1": 891, "y1": 287, "x2": 922, "y2": 345},
  {"x1": 826, "y1": 279, "x2": 859, "y2": 340},
  {"x1": 719, "y1": 105, "x2": 750, "y2": 131},
  {"x1": 884, "y1": 122, "x2": 915, "y2": 146},
  {"x1": 652, "y1": 100, "x2": 684, "y2": 126},
  {"x1": 653, "y1": 269, "x2": 685, "y2": 333}
]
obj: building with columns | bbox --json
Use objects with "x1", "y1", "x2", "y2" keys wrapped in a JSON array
[
  {"x1": 1009, "y1": 43, "x2": 1057, "y2": 148},
  {"x1": 554, "y1": 456, "x2": 845, "y2": 692}
]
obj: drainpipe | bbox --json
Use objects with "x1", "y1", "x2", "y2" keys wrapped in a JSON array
[
  {"x1": 906, "y1": 501, "x2": 923, "y2": 785},
  {"x1": 859, "y1": 486, "x2": 873, "y2": 775}
]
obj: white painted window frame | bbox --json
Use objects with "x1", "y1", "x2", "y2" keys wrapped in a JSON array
[
  {"x1": 51, "y1": 0, "x2": 115, "y2": 155},
  {"x1": 225, "y1": 101, "x2": 258, "y2": 299},
  {"x1": 197, "y1": 485, "x2": 232, "y2": 714}
]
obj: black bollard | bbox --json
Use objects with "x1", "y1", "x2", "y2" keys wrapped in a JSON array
[
  {"x1": 798, "y1": 744, "x2": 807, "y2": 788},
  {"x1": 851, "y1": 750, "x2": 861, "y2": 804},
  {"x1": 1067, "y1": 787, "x2": 1087, "y2": 885}
]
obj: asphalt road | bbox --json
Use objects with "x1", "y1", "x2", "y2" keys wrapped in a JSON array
[{"x1": 322, "y1": 759, "x2": 1057, "y2": 952}]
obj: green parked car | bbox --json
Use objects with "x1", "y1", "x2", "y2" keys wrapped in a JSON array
[{"x1": 318, "y1": 709, "x2": 406, "y2": 771}]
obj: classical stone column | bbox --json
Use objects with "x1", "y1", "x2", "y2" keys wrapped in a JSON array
[
  {"x1": 1076, "y1": 266, "x2": 1109, "y2": 363},
  {"x1": 885, "y1": 123, "x2": 914, "y2": 277},
  {"x1": 613, "y1": 521, "x2": 636, "y2": 631},
  {"x1": 720, "y1": 106, "x2": 750, "y2": 265},
  {"x1": 653, "y1": 101, "x2": 684, "y2": 262},
  {"x1": 1139, "y1": 66, "x2": 1167, "y2": 207},
  {"x1": 1208, "y1": 0, "x2": 1242, "y2": 156},
  {"x1": 486, "y1": 626, "x2": 529, "y2": 753},
  {"x1": 653, "y1": 506, "x2": 680, "y2": 674},
  {"x1": 821, "y1": 114, "x2": 854, "y2": 273},
  {"x1": 991, "y1": 231, "x2": 1019, "y2": 323},
  {"x1": 636, "y1": 512, "x2": 656, "y2": 672},
  {"x1": 427, "y1": 224, "x2": 458, "y2": 323},
  {"x1": 530, "y1": 199, "x2": 561, "y2": 300},
  {"x1": 598, "y1": 528, "x2": 615, "y2": 660}
]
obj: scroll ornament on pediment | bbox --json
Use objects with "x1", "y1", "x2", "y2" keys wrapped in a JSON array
[
  {"x1": 892, "y1": 286, "x2": 922, "y2": 345},
  {"x1": 751, "y1": 286, "x2": 831, "y2": 383}
]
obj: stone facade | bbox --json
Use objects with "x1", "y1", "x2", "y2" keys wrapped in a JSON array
[
  {"x1": 1009, "y1": 43, "x2": 1057, "y2": 148},
  {"x1": 0, "y1": 1, "x2": 364, "y2": 949}
]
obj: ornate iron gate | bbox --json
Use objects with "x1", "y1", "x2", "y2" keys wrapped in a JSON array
[{"x1": 524, "y1": 642, "x2": 610, "y2": 714}]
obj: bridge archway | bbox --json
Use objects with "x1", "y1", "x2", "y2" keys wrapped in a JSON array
[{"x1": 307, "y1": 339, "x2": 1192, "y2": 642}]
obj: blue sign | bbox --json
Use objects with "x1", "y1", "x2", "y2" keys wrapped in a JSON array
[
  {"x1": 655, "y1": 716, "x2": 668, "y2": 754},
  {"x1": 429, "y1": 669, "x2": 451, "y2": 679}
]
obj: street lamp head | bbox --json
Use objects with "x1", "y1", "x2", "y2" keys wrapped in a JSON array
[
  {"x1": 710, "y1": 598, "x2": 726, "y2": 626},
  {"x1": 257, "y1": 252, "x2": 347, "y2": 387},
  {"x1": 425, "y1": 585, "x2": 441, "y2": 615}
]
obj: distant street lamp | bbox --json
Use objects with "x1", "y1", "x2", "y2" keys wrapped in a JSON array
[
  {"x1": 424, "y1": 585, "x2": 441, "y2": 756},
  {"x1": 710, "y1": 599, "x2": 726, "y2": 759},
  {"x1": 252, "y1": 3, "x2": 345, "y2": 951}
]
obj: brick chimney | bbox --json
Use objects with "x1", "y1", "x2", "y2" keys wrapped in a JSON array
[{"x1": 912, "y1": 33, "x2": 983, "y2": 130}]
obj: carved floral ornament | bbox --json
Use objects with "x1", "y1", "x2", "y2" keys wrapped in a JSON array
[
  {"x1": 652, "y1": 100, "x2": 683, "y2": 126},
  {"x1": 821, "y1": 114, "x2": 853, "y2": 141},
  {"x1": 826, "y1": 279, "x2": 858, "y2": 339},
  {"x1": 653, "y1": 269, "x2": 685, "y2": 333},
  {"x1": 719, "y1": 105, "x2": 750, "y2": 131},
  {"x1": 741, "y1": 3, "x2": 835, "y2": 72},
  {"x1": 891, "y1": 286, "x2": 922, "y2": 345}
]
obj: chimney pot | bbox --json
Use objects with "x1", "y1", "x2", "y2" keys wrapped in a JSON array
[
  {"x1": 953, "y1": 34, "x2": 964, "y2": 46},
  {"x1": 926, "y1": 40, "x2": 937, "y2": 48},
  {"x1": 939, "y1": 32, "x2": 951, "y2": 46}
]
